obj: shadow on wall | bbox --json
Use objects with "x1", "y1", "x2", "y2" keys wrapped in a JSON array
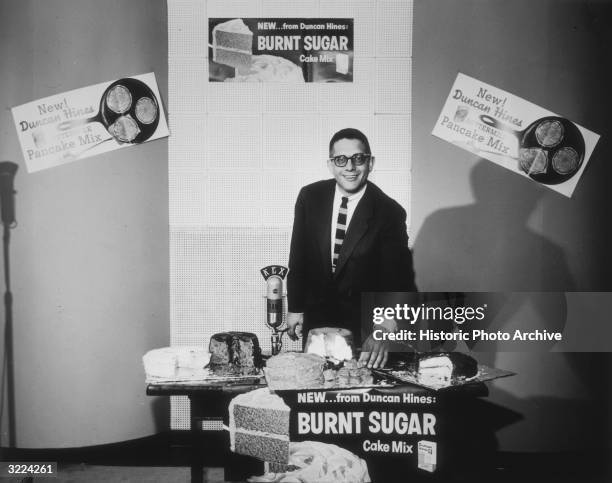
[
  {"x1": 410, "y1": 160, "x2": 600, "y2": 453},
  {"x1": 485, "y1": 352, "x2": 612, "y2": 457},
  {"x1": 413, "y1": 159, "x2": 575, "y2": 292}
]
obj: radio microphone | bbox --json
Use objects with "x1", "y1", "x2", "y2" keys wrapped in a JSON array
[
  {"x1": 266, "y1": 276, "x2": 283, "y2": 329},
  {"x1": 0, "y1": 162, "x2": 18, "y2": 226}
]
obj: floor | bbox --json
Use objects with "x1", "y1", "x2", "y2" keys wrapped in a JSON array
[
  {"x1": 54, "y1": 465, "x2": 193, "y2": 483},
  {"x1": 1, "y1": 432, "x2": 610, "y2": 482},
  {"x1": 4, "y1": 465, "x2": 223, "y2": 483}
]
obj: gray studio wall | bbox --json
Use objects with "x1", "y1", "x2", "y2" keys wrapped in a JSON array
[
  {"x1": 412, "y1": 0, "x2": 611, "y2": 451},
  {"x1": 0, "y1": 0, "x2": 169, "y2": 447}
]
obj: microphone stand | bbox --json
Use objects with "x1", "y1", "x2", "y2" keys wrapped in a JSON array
[
  {"x1": 268, "y1": 324, "x2": 289, "y2": 356},
  {"x1": 3, "y1": 221, "x2": 15, "y2": 448},
  {"x1": 0, "y1": 162, "x2": 17, "y2": 449}
]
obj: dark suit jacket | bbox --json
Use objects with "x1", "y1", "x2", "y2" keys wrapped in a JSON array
[{"x1": 287, "y1": 179, "x2": 417, "y2": 344}]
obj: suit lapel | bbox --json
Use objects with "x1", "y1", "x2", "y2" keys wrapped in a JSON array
[
  {"x1": 314, "y1": 181, "x2": 335, "y2": 277},
  {"x1": 333, "y1": 184, "x2": 374, "y2": 278}
]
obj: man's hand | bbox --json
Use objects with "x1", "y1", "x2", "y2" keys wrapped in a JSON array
[
  {"x1": 359, "y1": 334, "x2": 390, "y2": 369},
  {"x1": 286, "y1": 312, "x2": 304, "y2": 341}
]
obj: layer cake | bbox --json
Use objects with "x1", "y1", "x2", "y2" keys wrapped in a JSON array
[
  {"x1": 212, "y1": 18, "x2": 253, "y2": 71},
  {"x1": 229, "y1": 387, "x2": 290, "y2": 463}
]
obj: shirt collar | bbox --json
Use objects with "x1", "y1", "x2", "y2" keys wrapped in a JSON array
[{"x1": 335, "y1": 182, "x2": 368, "y2": 203}]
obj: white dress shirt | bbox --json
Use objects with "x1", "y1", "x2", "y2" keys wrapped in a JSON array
[{"x1": 330, "y1": 183, "x2": 368, "y2": 266}]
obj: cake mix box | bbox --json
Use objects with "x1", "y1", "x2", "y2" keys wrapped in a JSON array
[
  {"x1": 432, "y1": 73, "x2": 600, "y2": 197},
  {"x1": 209, "y1": 18, "x2": 354, "y2": 82}
]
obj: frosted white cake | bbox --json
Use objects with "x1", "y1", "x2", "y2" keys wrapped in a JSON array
[
  {"x1": 306, "y1": 327, "x2": 353, "y2": 362},
  {"x1": 143, "y1": 346, "x2": 210, "y2": 381}
]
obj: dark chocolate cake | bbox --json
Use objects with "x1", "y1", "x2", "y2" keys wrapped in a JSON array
[{"x1": 209, "y1": 332, "x2": 262, "y2": 375}]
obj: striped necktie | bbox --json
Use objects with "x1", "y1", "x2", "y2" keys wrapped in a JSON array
[{"x1": 332, "y1": 196, "x2": 349, "y2": 273}]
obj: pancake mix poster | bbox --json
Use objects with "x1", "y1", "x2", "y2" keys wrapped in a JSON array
[
  {"x1": 432, "y1": 73, "x2": 600, "y2": 197},
  {"x1": 209, "y1": 18, "x2": 354, "y2": 82},
  {"x1": 11, "y1": 72, "x2": 169, "y2": 173}
]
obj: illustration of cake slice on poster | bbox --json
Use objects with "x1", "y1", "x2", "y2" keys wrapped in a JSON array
[{"x1": 212, "y1": 18, "x2": 253, "y2": 72}]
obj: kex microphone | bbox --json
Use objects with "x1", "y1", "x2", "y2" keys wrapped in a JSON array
[
  {"x1": 260, "y1": 265, "x2": 289, "y2": 355},
  {"x1": 266, "y1": 276, "x2": 283, "y2": 329},
  {"x1": 0, "y1": 162, "x2": 18, "y2": 226}
]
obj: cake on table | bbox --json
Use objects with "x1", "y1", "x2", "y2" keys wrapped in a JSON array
[
  {"x1": 209, "y1": 332, "x2": 262, "y2": 376},
  {"x1": 416, "y1": 352, "x2": 478, "y2": 389},
  {"x1": 264, "y1": 352, "x2": 325, "y2": 390},
  {"x1": 229, "y1": 387, "x2": 290, "y2": 463},
  {"x1": 305, "y1": 327, "x2": 354, "y2": 362},
  {"x1": 142, "y1": 346, "x2": 209, "y2": 381},
  {"x1": 264, "y1": 328, "x2": 376, "y2": 389},
  {"x1": 265, "y1": 333, "x2": 375, "y2": 389},
  {"x1": 332, "y1": 359, "x2": 374, "y2": 387},
  {"x1": 212, "y1": 18, "x2": 253, "y2": 71}
]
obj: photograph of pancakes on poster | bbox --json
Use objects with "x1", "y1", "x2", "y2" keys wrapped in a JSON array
[
  {"x1": 208, "y1": 18, "x2": 354, "y2": 83},
  {"x1": 432, "y1": 73, "x2": 600, "y2": 197},
  {"x1": 11, "y1": 72, "x2": 169, "y2": 173}
]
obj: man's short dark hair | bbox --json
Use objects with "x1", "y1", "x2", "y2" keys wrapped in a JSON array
[{"x1": 329, "y1": 128, "x2": 372, "y2": 156}]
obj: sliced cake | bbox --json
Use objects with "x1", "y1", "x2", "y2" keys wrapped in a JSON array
[{"x1": 229, "y1": 387, "x2": 290, "y2": 463}]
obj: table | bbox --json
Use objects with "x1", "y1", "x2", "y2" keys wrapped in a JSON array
[{"x1": 147, "y1": 379, "x2": 266, "y2": 482}]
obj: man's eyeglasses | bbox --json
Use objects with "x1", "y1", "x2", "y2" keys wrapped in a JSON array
[{"x1": 328, "y1": 153, "x2": 372, "y2": 167}]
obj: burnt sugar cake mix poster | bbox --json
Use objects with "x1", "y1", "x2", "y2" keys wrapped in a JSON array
[
  {"x1": 432, "y1": 73, "x2": 600, "y2": 197},
  {"x1": 208, "y1": 18, "x2": 354, "y2": 83}
]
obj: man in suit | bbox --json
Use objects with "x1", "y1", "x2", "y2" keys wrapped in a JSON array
[{"x1": 286, "y1": 128, "x2": 416, "y2": 368}]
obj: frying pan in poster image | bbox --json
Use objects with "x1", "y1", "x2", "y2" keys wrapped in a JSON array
[
  {"x1": 479, "y1": 114, "x2": 585, "y2": 185},
  {"x1": 56, "y1": 78, "x2": 160, "y2": 145}
]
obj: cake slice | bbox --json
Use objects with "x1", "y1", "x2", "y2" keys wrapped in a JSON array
[
  {"x1": 417, "y1": 352, "x2": 478, "y2": 389},
  {"x1": 229, "y1": 388, "x2": 290, "y2": 463},
  {"x1": 212, "y1": 18, "x2": 253, "y2": 71}
]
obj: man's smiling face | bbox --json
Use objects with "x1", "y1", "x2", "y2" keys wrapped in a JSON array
[{"x1": 327, "y1": 138, "x2": 375, "y2": 196}]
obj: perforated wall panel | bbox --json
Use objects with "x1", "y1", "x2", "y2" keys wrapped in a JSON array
[{"x1": 168, "y1": 0, "x2": 413, "y2": 429}]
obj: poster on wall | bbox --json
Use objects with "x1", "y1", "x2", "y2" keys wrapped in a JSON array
[
  {"x1": 11, "y1": 72, "x2": 169, "y2": 173},
  {"x1": 431, "y1": 73, "x2": 600, "y2": 197},
  {"x1": 208, "y1": 18, "x2": 354, "y2": 82}
]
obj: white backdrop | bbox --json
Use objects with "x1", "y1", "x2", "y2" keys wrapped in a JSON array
[{"x1": 168, "y1": 0, "x2": 413, "y2": 429}]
